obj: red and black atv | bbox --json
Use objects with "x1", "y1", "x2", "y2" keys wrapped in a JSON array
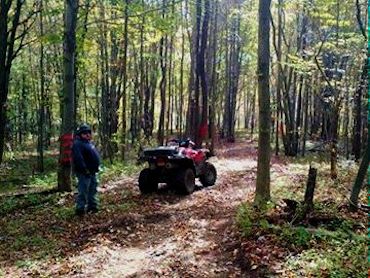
[{"x1": 138, "y1": 139, "x2": 217, "y2": 195}]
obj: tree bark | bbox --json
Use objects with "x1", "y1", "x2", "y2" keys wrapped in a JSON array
[
  {"x1": 121, "y1": 0, "x2": 129, "y2": 161},
  {"x1": 275, "y1": 2, "x2": 282, "y2": 157},
  {"x1": 349, "y1": 145, "x2": 369, "y2": 211},
  {"x1": 352, "y1": 60, "x2": 367, "y2": 160},
  {"x1": 37, "y1": 0, "x2": 45, "y2": 172},
  {"x1": 304, "y1": 166, "x2": 317, "y2": 210},
  {"x1": 0, "y1": 0, "x2": 24, "y2": 165},
  {"x1": 254, "y1": 0, "x2": 272, "y2": 207},
  {"x1": 209, "y1": 1, "x2": 218, "y2": 154},
  {"x1": 158, "y1": 0, "x2": 167, "y2": 146},
  {"x1": 58, "y1": 0, "x2": 79, "y2": 192},
  {"x1": 199, "y1": 0, "x2": 210, "y2": 146}
]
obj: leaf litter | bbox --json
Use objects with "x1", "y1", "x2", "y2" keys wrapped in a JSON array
[{"x1": 0, "y1": 138, "x2": 366, "y2": 277}]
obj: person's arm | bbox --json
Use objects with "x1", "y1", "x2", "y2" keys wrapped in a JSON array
[{"x1": 72, "y1": 142, "x2": 88, "y2": 173}]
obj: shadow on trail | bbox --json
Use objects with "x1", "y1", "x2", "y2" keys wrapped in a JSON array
[{"x1": 0, "y1": 138, "x2": 261, "y2": 276}]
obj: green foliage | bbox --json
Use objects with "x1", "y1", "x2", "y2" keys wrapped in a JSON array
[
  {"x1": 13, "y1": 234, "x2": 56, "y2": 258},
  {"x1": 0, "y1": 154, "x2": 57, "y2": 193},
  {"x1": 14, "y1": 235, "x2": 38, "y2": 250},
  {"x1": 5, "y1": 218, "x2": 25, "y2": 235},
  {"x1": 236, "y1": 203, "x2": 272, "y2": 237},
  {"x1": 0, "y1": 193, "x2": 56, "y2": 216},
  {"x1": 15, "y1": 259, "x2": 35, "y2": 269},
  {"x1": 243, "y1": 149, "x2": 365, "y2": 277},
  {"x1": 105, "y1": 202, "x2": 134, "y2": 213},
  {"x1": 42, "y1": 33, "x2": 63, "y2": 45},
  {"x1": 236, "y1": 203, "x2": 255, "y2": 236},
  {"x1": 284, "y1": 54, "x2": 316, "y2": 75},
  {"x1": 0, "y1": 196, "x2": 18, "y2": 215},
  {"x1": 54, "y1": 207, "x2": 75, "y2": 221},
  {"x1": 29, "y1": 172, "x2": 57, "y2": 189},
  {"x1": 284, "y1": 232, "x2": 366, "y2": 277},
  {"x1": 100, "y1": 160, "x2": 142, "y2": 183},
  {"x1": 280, "y1": 225, "x2": 312, "y2": 247},
  {"x1": 23, "y1": 194, "x2": 42, "y2": 206}
]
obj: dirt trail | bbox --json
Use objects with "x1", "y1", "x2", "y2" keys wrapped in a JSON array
[{"x1": 13, "y1": 140, "x2": 287, "y2": 277}]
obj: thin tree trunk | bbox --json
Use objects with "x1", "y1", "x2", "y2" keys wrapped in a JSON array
[
  {"x1": 0, "y1": 0, "x2": 24, "y2": 165},
  {"x1": 301, "y1": 79, "x2": 310, "y2": 156},
  {"x1": 158, "y1": 0, "x2": 167, "y2": 145},
  {"x1": 349, "y1": 145, "x2": 369, "y2": 211},
  {"x1": 138, "y1": 0, "x2": 145, "y2": 140},
  {"x1": 352, "y1": 60, "x2": 367, "y2": 160},
  {"x1": 199, "y1": 0, "x2": 210, "y2": 145},
  {"x1": 209, "y1": 1, "x2": 218, "y2": 154},
  {"x1": 166, "y1": 33, "x2": 173, "y2": 136},
  {"x1": 37, "y1": 0, "x2": 45, "y2": 172},
  {"x1": 121, "y1": 0, "x2": 129, "y2": 161},
  {"x1": 179, "y1": 10, "x2": 185, "y2": 136},
  {"x1": 191, "y1": 0, "x2": 202, "y2": 143},
  {"x1": 250, "y1": 87, "x2": 256, "y2": 137}
]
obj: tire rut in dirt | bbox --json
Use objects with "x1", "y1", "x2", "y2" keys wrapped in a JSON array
[{"x1": 143, "y1": 212, "x2": 172, "y2": 224}]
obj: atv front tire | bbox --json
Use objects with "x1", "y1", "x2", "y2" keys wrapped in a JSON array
[
  {"x1": 200, "y1": 162, "x2": 217, "y2": 187},
  {"x1": 177, "y1": 168, "x2": 195, "y2": 194},
  {"x1": 138, "y1": 168, "x2": 158, "y2": 194}
]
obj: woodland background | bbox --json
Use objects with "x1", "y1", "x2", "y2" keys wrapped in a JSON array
[
  {"x1": 0, "y1": 0, "x2": 368, "y2": 276},
  {"x1": 0, "y1": 0, "x2": 367, "y2": 173}
]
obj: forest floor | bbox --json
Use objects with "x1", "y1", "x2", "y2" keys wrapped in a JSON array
[{"x1": 0, "y1": 138, "x2": 367, "y2": 277}]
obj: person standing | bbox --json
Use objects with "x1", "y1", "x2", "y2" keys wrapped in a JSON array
[{"x1": 72, "y1": 124, "x2": 101, "y2": 216}]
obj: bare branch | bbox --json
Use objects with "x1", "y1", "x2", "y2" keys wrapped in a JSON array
[
  {"x1": 14, "y1": 15, "x2": 37, "y2": 42},
  {"x1": 355, "y1": 0, "x2": 366, "y2": 40},
  {"x1": 6, "y1": 2, "x2": 39, "y2": 37},
  {"x1": 313, "y1": 36, "x2": 335, "y2": 93}
]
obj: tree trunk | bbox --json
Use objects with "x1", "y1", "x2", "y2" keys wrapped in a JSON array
[
  {"x1": 158, "y1": 1, "x2": 167, "y2": 145},
  {"x1": 179, "y1": 4, "x2": 185, "y2": 136},
  {"x1": 179, "y1": 16, "x2": 185, "y2": 135},
  {"x1": 166, "y1": 33, "x2": 173, "y2": 136},
  {"x1": 0, "y1": 0, "x2": 24, "y2": 165},
  {"x1": 301, "y1": 79, "x2": 310, "y2": 156},
  {"x1": 191, "y1": 0, "x2": 202, "y2": 143},
  {"x1": 349, "y1": 145, "x2": 369, "y2": 211},
  {"x1": 121, "y1": 0, "x2": 129, "y2": 161},
  {"x1": 58, "y1": 0, "x2": 79, "y2": 192},
  {"x1": 209, "y1": 1, "x2": 218, "y2": 154},
  {"x1": 108, "y1": 8, "x2": 121, "y2": 156},
  {"x1": 254, "y1": 0, "x2": 272, "y2": 207},
  {"x1": 199, "y1": 0, "x2": 210, "y2": 146},
  {"x1": 37, "y1": 0, "x2": 45, "y2": 172},
  {"x1": 352, "y1": 60, "x2": 367, "y2": 160},
  {"x1": 274, "y1": 1, "x2": 282, "y2": 156},
  {"x1": 304, "y1": 166, "x2": 317, "y2": 210},
  {"x1": 250, "y1": 88, "x2": 256, "y2": 137}
]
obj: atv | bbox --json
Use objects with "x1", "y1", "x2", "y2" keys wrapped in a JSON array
[{"x1": 138, "y1": 139, "x2": 217, "y2": 195}]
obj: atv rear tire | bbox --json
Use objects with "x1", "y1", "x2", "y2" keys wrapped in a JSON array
[
  {"x1": 138, "y1": 168, "x2": 158, "y2": 194},
  {"x1": 200, "y1": 162, "x2": 217, "y2": 187},
  {"x1": 177, "y1": 168, "x2": 195, "y2": 194}
]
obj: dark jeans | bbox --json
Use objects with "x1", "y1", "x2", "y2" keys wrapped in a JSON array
[{"x1": 76, "y1": 173, "x2": 98, "y2": 211}]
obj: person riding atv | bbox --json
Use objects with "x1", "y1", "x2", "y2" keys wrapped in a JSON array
[{"x1": 138, "y1": 138, "x2": 217, "y2": 195}]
